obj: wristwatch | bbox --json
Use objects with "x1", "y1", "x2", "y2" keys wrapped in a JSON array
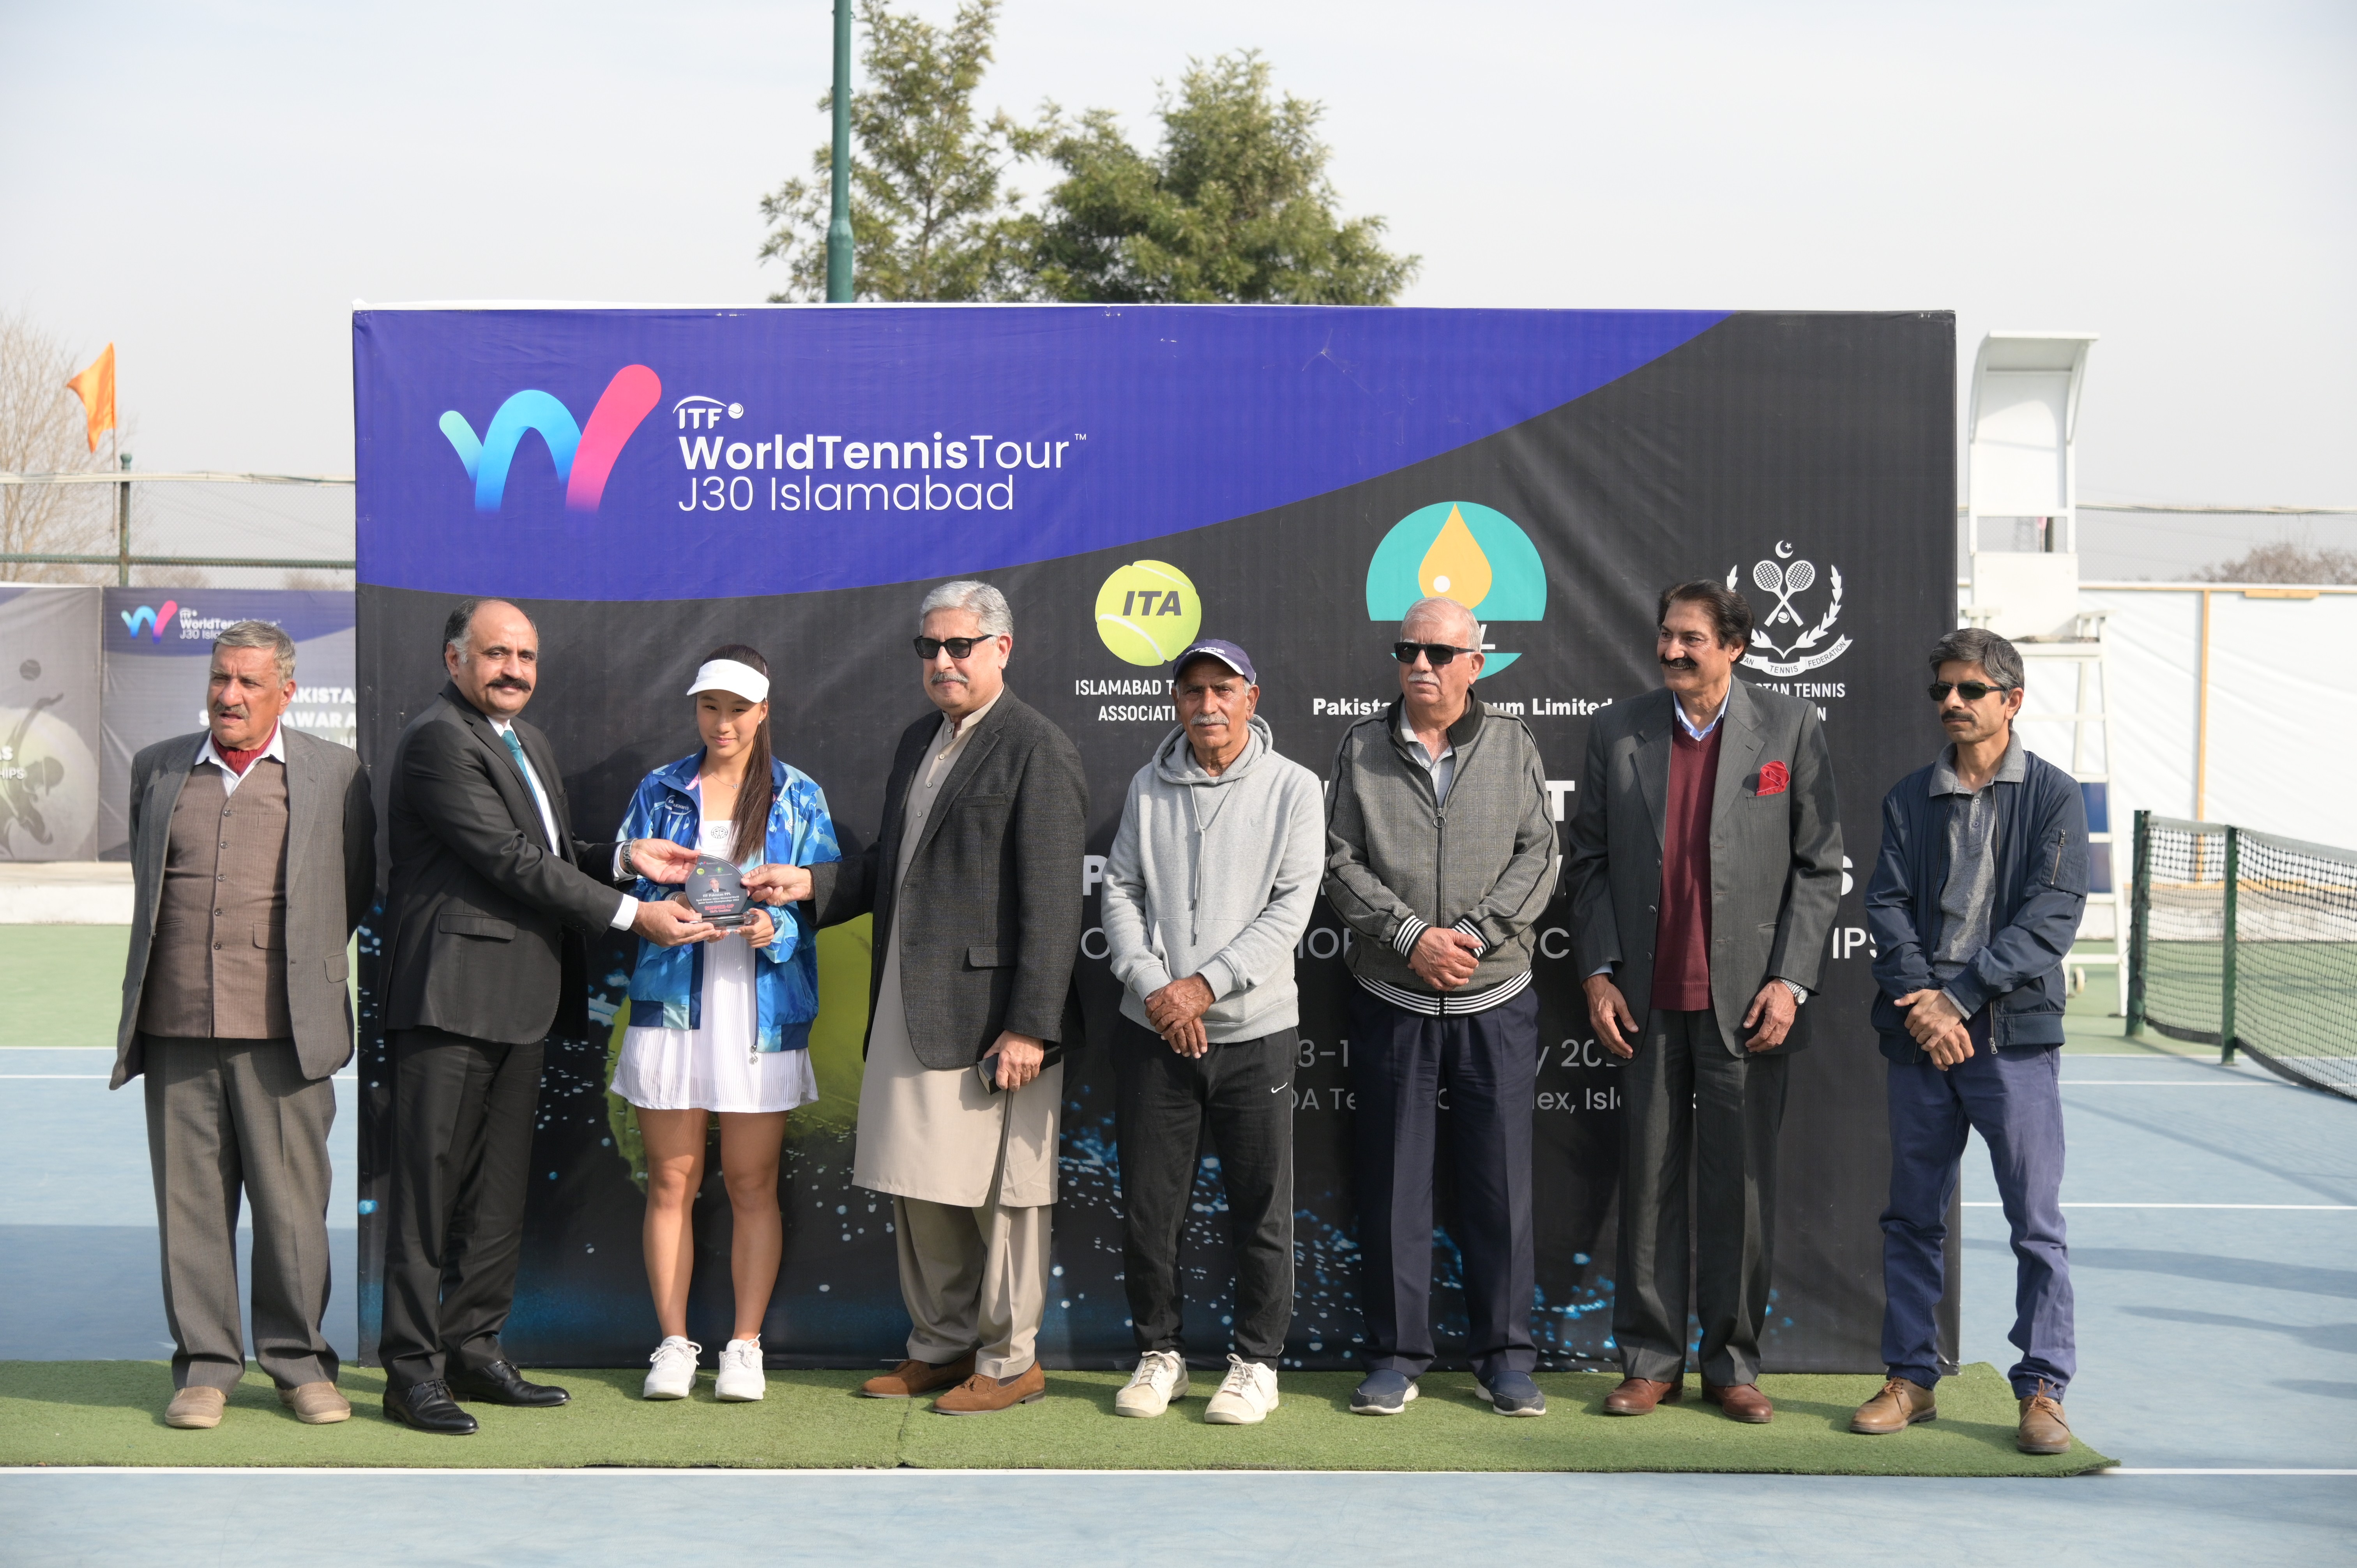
[
  {"x1": 620, "y1": 839, "x2": 637, "y2": 879},
  {"x1": 1779, "y1": 978, "x2": 1808, "y2": 1005}
]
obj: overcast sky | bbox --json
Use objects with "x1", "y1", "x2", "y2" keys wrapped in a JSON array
[{"x1": 4, "y1": 0, "x2": 2351, "y2": 525}]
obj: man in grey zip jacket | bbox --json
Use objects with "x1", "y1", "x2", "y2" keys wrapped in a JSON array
[
  {"x1": 1101, "y1": 640, "x2": 1324, "y2": 1426},
  {"x1": 1324, "y1": 597, "x2": 1557, "y2": 1418}
]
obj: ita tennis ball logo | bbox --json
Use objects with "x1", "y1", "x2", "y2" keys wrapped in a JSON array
[
  {"x1": 1364, "y1": 502, "x2": 1547, "y2": 675},
  {"x1": 1094, "y1": 561, "x2": 1203, "y2": 666}
]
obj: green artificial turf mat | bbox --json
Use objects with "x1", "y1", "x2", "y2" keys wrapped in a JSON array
[
  {"x1": 0, "y1": 1361, "x2": 2108, "y2": 1474},
  {"x1": 1, "y1": 925, "x2": 130, "y2": 1049}
]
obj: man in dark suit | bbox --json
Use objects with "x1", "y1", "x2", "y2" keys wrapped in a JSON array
[
  {"x1": 1568, "y1": 580, "x2": 1842, "y2": 1424},
  {"x1": 113, "y1": 620, "x2": 373, "y2": 1430},
  {"x1": 376, "y1": 597, "x2": 705, "y2": 1435},
  {"x1": 753, "y1": 579, "x2": 1086, "y2": 1416}
]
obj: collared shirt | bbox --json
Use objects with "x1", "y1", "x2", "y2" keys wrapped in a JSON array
[
  {"x1": 193, "y1": 722, "x2": 286, "y2": 797},
  {"x1": 1398, "y1": 710, "x2": 1459, "y2": 806},
  {"x1": 1929, "y1": 733, "x2": 2027, "y2": 1006},
  {"x1": 925, "y1": 686, "x2": 1004, "y2": 790},
  {"x1": 490, "y1": 712, "x2": 637, "y2": 932},
  {"x1": 1672, "y1": 686, "x2": 1732, "y2": 742}
]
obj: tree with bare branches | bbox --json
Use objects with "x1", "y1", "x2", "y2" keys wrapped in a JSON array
[{"x1": 0, "y1": 312, "x2": 122, "y2": 584}]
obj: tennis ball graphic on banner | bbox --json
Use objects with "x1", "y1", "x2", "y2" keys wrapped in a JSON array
[{"x1": 1094, "y1": 560, "x2": 1202, "y2": 666}]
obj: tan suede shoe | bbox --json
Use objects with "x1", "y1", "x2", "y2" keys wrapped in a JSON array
[
  {"x1": 933, "y1": 1364, "x2": 1046, "y2": 1415},
  {"x1": 2017, "y1": 1382, "x2": 2071, "y2": 1454},
  {"x1": 165, "y1": 1386, "x2": 228, "y2": 1429},
  {"x1": 278, "y1": 1382, "x2": 352, "y2": 1424},
  {"x1": 860, "y1": 1354, "x2": 975, "y2": 1399},
  {"x1": 1602, "y1": 1376, "x2": 1683, "y2": 1416},
  {"x1": 1850, "y1": 1377, "x2": 1937, "y2": 1434}
]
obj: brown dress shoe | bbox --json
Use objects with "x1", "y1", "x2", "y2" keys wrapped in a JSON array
[
  {"x1": 933, "y1": 1363, "x2": 1047, "y2": 1415},
  {"x1": 165, "y1": 1386, "x2": 228, "y2": 1429},
  {"x1": 1702, "y1": 1382, "x2": 1774, "y2": 1423},
  {"x1": 278, "y1": 1381, "x2": 352, "y2": 1424},
  {"x1": 2017, "y1": 1381, "x2": 2071, "y2": 1454},
  {"x1": 1850, "y1": 1376, "x2": 1937, "y2": 1434},
  {"x1": 1602, "y1": 1376, "x2": 1683, "y2": 1415},
  {"x1": 860, "y1": 1354, "x2": 976, "y2": 1398}
]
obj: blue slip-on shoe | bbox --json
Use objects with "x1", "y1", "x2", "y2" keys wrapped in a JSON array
[
  {"x1": 1475, "y1": 1370, "x2": 1547, "y2": 1417},
  {"x1": 1350, "y1": 1369, "x2": 1419, "y2": 1416}
]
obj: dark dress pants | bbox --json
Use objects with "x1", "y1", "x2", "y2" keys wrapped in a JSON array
[
  {"x1": 379, "y1": 1027, "x2": 544, "y2": 1388},
  {"x1": 1112, "y1": 1016, "x2": 1297, "y2": 1367},
  {"x1": 1613, "y1": 1007, "x2": 1788, "y2": 1388},
  {"x1": 1882, "y1": 1010, "x2": 2074, "y2": 1398},
  {"x1": 1347, "y1": 985, "x2": 1539, "y2": 1383}
]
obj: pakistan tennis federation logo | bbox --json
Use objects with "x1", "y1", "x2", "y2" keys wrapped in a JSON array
[{"x1": 1726, "y1": 542, "x2": 1851, "y2": 678}]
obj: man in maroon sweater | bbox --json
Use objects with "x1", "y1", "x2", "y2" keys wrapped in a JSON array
[{"x1": 1566, "y1": 581, "x2": 1843, "y2": 1423}]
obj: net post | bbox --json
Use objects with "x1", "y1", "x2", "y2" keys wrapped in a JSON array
[
  {"x1": 2125, "y1": 810, "x2": 2149, "y2": 1038},
  {"x1": 2219, "y1": 825, "x2": 2239, "y2": 1064}
]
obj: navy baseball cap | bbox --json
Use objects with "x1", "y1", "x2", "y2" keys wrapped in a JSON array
[{"x1": 1173, "y1": 639, "x2": 1257, "y2": 684}]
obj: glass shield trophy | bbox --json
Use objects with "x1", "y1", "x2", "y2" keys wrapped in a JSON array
[{"x1": 683, "y1": 856, "x2": 753, "y2": 927}]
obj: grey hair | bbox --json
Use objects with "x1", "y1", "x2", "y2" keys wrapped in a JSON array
[
  {"x1": 1928, "y1": 627, "x2": 2025, "y2": 689},
  {"x1": 212, "y1": 619, "x2": 295, "y2": 684},
  {"x1": 918, "y1": 579, "x2": 1013, "y2": 637},
  {"x1": 1401, "y1": 595, "x2": 1480, "y2": 646},
  {"x1": 443, "y1": 597, "x2": 533, "y2": 660}
]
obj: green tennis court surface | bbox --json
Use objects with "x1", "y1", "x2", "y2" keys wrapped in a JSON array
[{"x1": 0, "y1": 1361, "x2": 2107, "y2": 1475}]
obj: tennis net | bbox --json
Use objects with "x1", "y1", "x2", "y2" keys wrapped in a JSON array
[{"x1": 2130, "y1": 813, "x2": 2357, "y2": 1099}]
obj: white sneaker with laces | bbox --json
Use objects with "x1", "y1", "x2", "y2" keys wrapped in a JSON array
[
  {"x1": 643, "y1": 1336, "x2": 701, "y2": 1400},
  {"x1": 1203, "y1": 1354, "x2": 1279, "y2": 1425},
  {"x1": 1114, "y1": 1350, "x2": 1190, "y2": 1418},
  {"x1": 716, "y1": 1338, "x2": 766, "y2": 1402}
]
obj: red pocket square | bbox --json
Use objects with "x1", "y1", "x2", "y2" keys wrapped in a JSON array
[{"x1": 1756, "y1": 761, "x2": 1790, "y2": 796}]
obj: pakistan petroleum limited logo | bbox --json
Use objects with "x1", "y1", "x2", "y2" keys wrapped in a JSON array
[{"x1": 1726, "y1": 542, "x2": 1851, "y2": 677}]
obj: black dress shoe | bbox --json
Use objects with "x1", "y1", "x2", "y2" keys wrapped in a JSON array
[
  {"x1": 384, "y1": 1379, "x2": 478, "y2": 1436},
  {"x1": 448, "y1": 1360, "x2": 570, "y2": 1407}
]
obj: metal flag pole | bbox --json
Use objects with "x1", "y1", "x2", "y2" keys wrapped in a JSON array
[{"x1": 825, "y1": 0, "x2": 854, "y2": 302}]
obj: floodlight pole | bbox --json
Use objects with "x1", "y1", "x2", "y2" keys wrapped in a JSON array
[{"x1": 825, "y1": 0, "x2": 854, "y2": 302}]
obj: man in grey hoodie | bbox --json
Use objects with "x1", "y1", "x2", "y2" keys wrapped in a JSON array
[{"x1": 1101, "y1": 639, "x2": 1325, "y2": 1427}]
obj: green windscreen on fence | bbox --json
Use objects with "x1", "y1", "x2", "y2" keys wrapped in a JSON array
[{"x1": 2131, "y1": 813, "x2": 2357, "y2": 1099}]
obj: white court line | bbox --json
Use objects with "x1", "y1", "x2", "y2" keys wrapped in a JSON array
[
  {"x1": 0, "y1": 1074, "x2": 356, "y2": 1081},
  {"x1": 2060, "y1": 1080, "x2": 2281, "y2": 1086},
  {"x1": 6, "y1": 1465, "x2": 2350, "y2": 1479},
  {"x1": 1963, "y1": 1202, "x2": 2354, "y2": 1210},
  {"x1": 2099, "y1": 1468, "x2": 2357, "y2": 1476}
]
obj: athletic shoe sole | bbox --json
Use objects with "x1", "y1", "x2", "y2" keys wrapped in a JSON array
[
  {"x1": 1350, "y1": 1382, "x2": 1419, "y2": 1416},
  {"x1": 1475, "y1": 1381, "x2": 1547, "y2": 1417}
]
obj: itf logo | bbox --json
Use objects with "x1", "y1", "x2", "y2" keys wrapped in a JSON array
[
  {"x1": 1365, "y1": 502, "x2": 1547, "y2": 674},
  {"x1": 438, "y1": 366, "x2": 663, "y2": 513},
  {"x1": 120, "y1": 601, "x2": 178, "y2": 640}
]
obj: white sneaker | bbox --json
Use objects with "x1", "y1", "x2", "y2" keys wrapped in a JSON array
[
  {"x1": 643, "y1": 1336, "x2": 701, "y2": 1400},
  {"x1": 715, "y1": 1338, "x2": 766, "y2": 1402},
  {"x1": 1113, "y1": 1350, "x2": 1190, "y2": 1418},
  {"x1": 1203, "y1": 1354, "x2": 1280, "y2": 1425}
]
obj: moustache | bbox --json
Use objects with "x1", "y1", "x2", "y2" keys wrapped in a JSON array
[
  {"x1": 1659, "y1": 656, "x2": 1698, "y2": 671},
  {"x1": 929, "y1": 671, "x2": 968, "y2": 686},
  {"x1": 487, "y1": 678, "x2": 532, "y2": 692}
]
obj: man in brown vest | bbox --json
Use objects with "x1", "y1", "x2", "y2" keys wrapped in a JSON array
[{"x1": 113, "y1": 620, "x2": 376, "y2": 1430}]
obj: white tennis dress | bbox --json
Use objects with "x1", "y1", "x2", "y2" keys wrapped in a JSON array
[{"x1": 611, "y1": 811, "x2": 820, "y2": 1114}]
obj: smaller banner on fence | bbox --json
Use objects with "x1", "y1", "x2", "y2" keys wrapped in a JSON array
[{"x1": 0, "y1": 585, "x2": 102, "y2": 862}]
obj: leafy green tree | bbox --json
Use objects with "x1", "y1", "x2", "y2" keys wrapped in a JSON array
[
  {"x1": 1016, "y1": 52, "x2": 1418, "y2": 304},
  {"x1": 757, "y1": 0, "x2": 1035, "y2": 302}
]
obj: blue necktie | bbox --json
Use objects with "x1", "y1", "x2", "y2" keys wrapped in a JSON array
[{"x1": 500, "y1": 728, "x2": 551, "y2": 847}]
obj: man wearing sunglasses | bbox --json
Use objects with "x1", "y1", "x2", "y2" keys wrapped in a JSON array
[
  {"x1": 1567, "y1": 580, "x2": 1842, "y2": 1426},
  {"x1": 1854, "y1": 628, "x2": 2085, "y2": 1456},
  {"x1": 750, "y1": 579, "x2": 1086, "y2": 1416},
  {"x1": 1325, "y1": 596, "x2": 1558, "y2": 1418}
]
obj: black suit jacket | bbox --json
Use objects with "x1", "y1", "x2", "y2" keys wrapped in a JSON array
[
  {"x1": 379, "y1": 683, "x2": 625, "y2": 1045},
  {"x1": 810, "y1": 689, "x2": 1087, "y2": 1071}
]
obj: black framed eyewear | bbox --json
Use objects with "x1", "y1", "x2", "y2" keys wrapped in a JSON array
[
  {"x1": 1393, "y1": 641, "x2": 1480, "y2": 667},
  {"x1": 914, "y1": 635, "x2": 998, "y2": 659},
  {"x1": 1928, "y1": 680, "x2": 2012, "y2": 702}
]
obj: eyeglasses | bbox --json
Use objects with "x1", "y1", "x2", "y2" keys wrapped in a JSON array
[
  {"x1": 1393, "y1": 641, "x2": 1480, "y2": 667},
  {"x1": 914, "y1": 635, "x2": 997, "y2": 660},
  {"x1": 1928, "y1": 680, "x2": 2013, "y2": 702}
]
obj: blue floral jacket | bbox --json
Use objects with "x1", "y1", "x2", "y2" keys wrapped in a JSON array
[{"x1": 618, "y1": 752, "x2": 841, "y2": 1052}]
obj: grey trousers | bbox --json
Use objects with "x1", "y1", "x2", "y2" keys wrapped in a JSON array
[
  {"x1": 1613, "y1": 1008, "x2": 1788, "y2": 1388},
  {"x1": 893, "y1": 1187, "x2": 1051, "y2": 1381},
  {"x1": 142, "y1": 1037, "x2": 339, "y2": 1392}
]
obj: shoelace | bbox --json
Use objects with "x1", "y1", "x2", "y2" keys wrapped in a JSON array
[
  {"x1": 1129, "y1": 1353, "x2": 1183, "y2": 1389},
  {"x1": 1219, "y1": 1358, "x2": 1257, "y2": 1394},
  {"x1": 651, "y1": 1340, "x2": 703, "y2": 1366},
  {"x1": 1878, "y1": 1377, "x2": 1915, "y2": 1411},
  {"x1": 723, "y1": 1342, "x2": 761, "y2": 1367}
]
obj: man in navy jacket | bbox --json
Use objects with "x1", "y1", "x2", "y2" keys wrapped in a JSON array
[{"x1": 1855, "y1": 628, "x2": 2087, "y2": 1457}]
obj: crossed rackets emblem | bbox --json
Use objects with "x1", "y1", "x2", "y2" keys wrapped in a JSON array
[
  {"x1": 1753, "y1": 558, "x2": 1817, "y2": 627},
  {"x1": 1726, "y1": 542, "x2": 1852, "y2": 677}
]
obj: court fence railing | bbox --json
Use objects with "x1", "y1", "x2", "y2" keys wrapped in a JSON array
[
  {"x1": 0, "y1": 471, "x2": 355, "y2": 586},
  {"x1": 2127, "y1": 810, "x2": 2357, "y2": 1099}
]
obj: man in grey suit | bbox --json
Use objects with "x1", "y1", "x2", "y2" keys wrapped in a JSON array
[
  {"x1": 753, "y1": 579, "x2": 1086, "y2": 1416},
  {"x1": 113, "y1": 620, "x2": 374, "y2": 1430},
  {"x1": 1568, "y1": 580, "x2": 1841, "y2": 1424}
]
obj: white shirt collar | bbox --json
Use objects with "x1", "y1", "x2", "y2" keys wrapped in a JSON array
[
  {"x1": 194, "y1": 722, "x2": 286, "y2": 777},
  {"x1": 1673, "y1": 686, "x2": 1732, "y2": 742}
]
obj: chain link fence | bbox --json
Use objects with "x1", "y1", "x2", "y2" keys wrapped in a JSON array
[{"x1": 0, "y1": 472, "x2": 353, "y2": 588}]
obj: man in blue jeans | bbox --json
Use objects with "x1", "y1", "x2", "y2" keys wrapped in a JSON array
[{"x1": 1857, "y1": 627, "x2": 2087, "y2": 1455}]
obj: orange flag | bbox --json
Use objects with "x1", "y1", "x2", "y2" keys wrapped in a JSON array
[{"x1": 64, "y1": 344, "x2": 116, "y2": 453}]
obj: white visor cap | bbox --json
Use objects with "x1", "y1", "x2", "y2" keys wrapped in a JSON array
[{"x1": 686, "y1": 658, "x2": 770, "y2": 703}]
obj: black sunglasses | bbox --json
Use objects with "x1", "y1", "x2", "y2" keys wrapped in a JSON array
[
  {"x1": 1928, "y1": 680, "x2": 2013, "y2": 702},
  {"x1": 914, "y1": 635, "x2": 997, "y2": 660},
  {"x1": 1393, "y1": 641, "x2": 1480, "y2": 667}
]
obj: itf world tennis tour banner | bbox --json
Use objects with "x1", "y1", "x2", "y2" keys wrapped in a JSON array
[{"x1": 353, "y1": 305, "x2": 1955, "y2": 1375}]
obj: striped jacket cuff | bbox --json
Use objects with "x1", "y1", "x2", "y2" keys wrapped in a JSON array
[
  {"x1": 1452, "y1": 919, "x2": 1487, "y2": 955},
  {"x1": 1392, "y1": 914, "x2": 1429, "y2": 956}
]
